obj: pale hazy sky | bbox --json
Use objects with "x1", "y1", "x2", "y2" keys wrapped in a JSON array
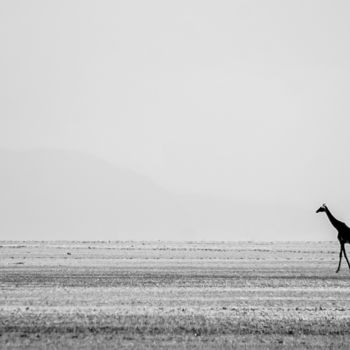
[{"x1": 1, "y1": 1, "x2": 350, "y2": 217}]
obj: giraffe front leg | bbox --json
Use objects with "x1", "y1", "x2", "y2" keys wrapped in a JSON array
[
  {"x1": 336, "y1": 244, "x2": 343, "y2": 273},
  {"x1": 342, "y1": 245, "x2": 350, "y2": 270}
]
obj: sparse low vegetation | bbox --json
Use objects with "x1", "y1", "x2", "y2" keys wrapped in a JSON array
[{"x1": 0, "y1": 241, "x2": 350, "y2": 349}]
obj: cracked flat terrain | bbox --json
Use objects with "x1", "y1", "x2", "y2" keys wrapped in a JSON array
[{"x1": 1, "y1": 241, "x2": 350, "y2": 349}]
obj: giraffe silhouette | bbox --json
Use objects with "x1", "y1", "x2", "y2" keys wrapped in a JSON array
[{"x1": 316, "y1": 203, "x2": 350, "y2": 273}]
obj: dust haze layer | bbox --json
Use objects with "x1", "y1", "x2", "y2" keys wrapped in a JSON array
[
  {"x1": 0, "y1": 150, "x2": 329, "y2": 241},
  {"x1": 1, "y1": 0, "x2": 349, "y2": 209}
]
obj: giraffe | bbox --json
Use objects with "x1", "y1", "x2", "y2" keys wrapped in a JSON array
[{"x1": 316, "y1": 203, "x2": 350, "y2": 273}]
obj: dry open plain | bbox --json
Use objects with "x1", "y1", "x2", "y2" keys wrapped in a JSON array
[{"x1": 0, "y1": 241, "x2": 350, "y2": 349}]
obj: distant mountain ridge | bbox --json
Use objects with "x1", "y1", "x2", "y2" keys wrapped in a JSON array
[{"x1": 0, "y1": 149, "x2": 325, "y2": 240}]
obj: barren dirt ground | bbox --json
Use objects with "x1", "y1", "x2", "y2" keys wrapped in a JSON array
[{"x1": 1, "y1": 241, "x2": 350, "y2": 349}]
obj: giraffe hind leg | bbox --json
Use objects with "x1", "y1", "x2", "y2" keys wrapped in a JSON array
[
  {"x1": 342, "y1": 245, "x2": 350, "y2": 270},
  {"x1": 336, "y1": 244, "x2": 343, "y2": 273}
]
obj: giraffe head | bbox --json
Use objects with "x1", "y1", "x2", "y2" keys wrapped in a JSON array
[{"x1": 316, "y1": 203, "x2": 327, "y2": 213}]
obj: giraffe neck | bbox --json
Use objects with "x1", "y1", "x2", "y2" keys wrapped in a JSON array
[{"x1": 324, "y1": 207, "x2": 342, "y2": 230}]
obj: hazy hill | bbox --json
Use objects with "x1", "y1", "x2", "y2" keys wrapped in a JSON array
[
  {"x1": 0, "y1": 150, "x2": 327, "y2": 240},
  {"x1": 0, "y1": 150, "x2": 193, "y2": 240}
]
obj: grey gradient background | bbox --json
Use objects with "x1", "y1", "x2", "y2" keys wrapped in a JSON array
[{"x1": 0, "y1": 0, "x2": 349, "y2": 240}]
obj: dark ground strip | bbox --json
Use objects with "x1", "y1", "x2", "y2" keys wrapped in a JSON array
[{"x1": 1, "y1": 314, "x2": 350, "y2": 336}]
